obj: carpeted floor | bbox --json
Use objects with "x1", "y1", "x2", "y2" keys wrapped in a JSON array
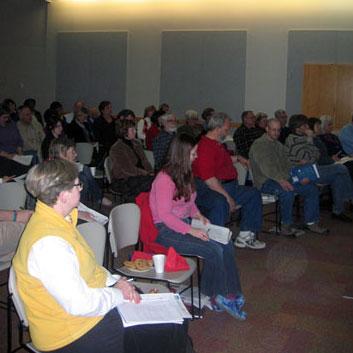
[
  {"x1": 1, "y1": 207, "x2": 353, "y2": 353},
  {"x1": 189, "y1": 208, "x2": 353, "y2": 353}
]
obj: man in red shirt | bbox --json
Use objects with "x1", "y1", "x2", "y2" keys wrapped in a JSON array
[{"x1": 193, "y1": 112, "x2": 265, "y2": 250}]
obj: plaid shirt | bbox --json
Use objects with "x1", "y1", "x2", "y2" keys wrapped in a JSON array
[
  {"x1": 152, "y1": 130, "x2": 175, "y2": 170},
  {"x1": 233, "y1": 125, "x2": 264, "y2": 159}
]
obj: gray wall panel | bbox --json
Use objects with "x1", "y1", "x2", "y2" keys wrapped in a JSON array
[
  {"x1": 56, "y1": 32, "x2": 127, "y2": 111},
  {"x1": 286, "y1": 31, "x2": 353, "y2": 115},
  {"x1": 160, "y1": 31, "x2": 246, "y2": 120}
]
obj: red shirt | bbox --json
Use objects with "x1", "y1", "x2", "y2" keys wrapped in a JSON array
[{"x1": 192, "y1": 135, "x2": 238, "y2": 181}]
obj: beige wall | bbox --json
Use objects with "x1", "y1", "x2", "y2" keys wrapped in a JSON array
[{"x1": 4, "y1": 0, "x2": 353, "y2": 117}]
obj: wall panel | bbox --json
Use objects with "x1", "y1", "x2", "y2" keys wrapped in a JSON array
[
  {"x1": 56, "y1": 32, "x2": 127, "y2": 111},
  {"x1": 160, "y1": 31, "x2": 246, "y2": 119}
]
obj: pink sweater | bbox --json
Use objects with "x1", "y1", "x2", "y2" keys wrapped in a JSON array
[{"x1": 149, "y1": 172, "x2": 199, "y2": 234}]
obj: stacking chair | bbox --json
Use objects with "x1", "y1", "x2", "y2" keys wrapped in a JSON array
[
  {"x1": 76, "y1": 142, "x2": 94, "y2": 165},
  {"x1": 77, "y1": 222, "x2": 107, "y2": 266},
  {"x1": 7, "y1": 267, "x2": 40, "y2": 353},
  {"x1": 0, "y1": 182, "x2": 27, "y2": 210},
  {"x1": 0, "y1": 182, "x2": 27, "y2": 310},
  {"x1": 261, "y1": 193, "x2": 280, "y2": 234},
  {"x1": 108, "y1": 203, "x2": 198, "y2": 317}
]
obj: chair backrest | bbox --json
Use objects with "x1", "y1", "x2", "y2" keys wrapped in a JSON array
[
  {"x1": 104, "y1": 156, "x2": 112, "y2": 184},
  {"x1": 76, "y1": 143, "x2": 94, "y2": 165},
  {"x1": 144, "y1": 149, "x2": 155, "y2": 169},
  {"x1": 108, "y1": 203, "x2": 140, "y2": 257},
  {"x1": 0, "y1": 182, "x2": 27, "y2": 210},
  {"x1": 77, "y1": 222, "x2": 106, "y2": 266},
  {"x1": 8, "y1": 266, "x2": 29, "y2": 327}
]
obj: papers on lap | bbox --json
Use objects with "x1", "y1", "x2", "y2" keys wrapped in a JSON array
[
  {"x1": 117, "y1": 293, "x2": 192, "y2": 327},
  {"x1": 191, "y1": 219, "x2": 232, "y2": 245}
]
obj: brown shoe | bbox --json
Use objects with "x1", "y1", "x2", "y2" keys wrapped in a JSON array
[
  {"x1": 280, "y1": 224, "x2": 305, "y2": 237},
  {"x1": 305, "y1": 223, "x2": 329, "y2": 234}
]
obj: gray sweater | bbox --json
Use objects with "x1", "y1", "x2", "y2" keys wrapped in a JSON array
[
  {"x1": 285, "y1": 133, "x2": 320, "y2": 164},
  {"x1": 249, "y1": 134, "x2": 292, "y2": 189}
]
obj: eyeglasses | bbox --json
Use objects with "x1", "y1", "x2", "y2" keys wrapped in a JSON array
[{"x1": 73, "y1": 182, "x2": 83, "y2": 191}]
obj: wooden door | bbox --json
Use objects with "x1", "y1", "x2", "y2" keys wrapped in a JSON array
[
  {"x1": 302, "y1": 63, "x2": 353, "y2": 129},
  {"x1": 302, "y1": 64, "x2": 337, "y2": 120},
  {"x1": 336, "y1": 65, "x2": 353, "y2": 129}
]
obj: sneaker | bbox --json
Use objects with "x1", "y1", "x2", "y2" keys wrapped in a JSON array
[
  {"x1": 305, "y1": 223, "x2": 329, "y2": 234},
  {"x1": 280, "y1": 224, "x2": 305, "y2": 238},
  {"x1": 215, "y1": 295, "x2": 247, "y2": 320},
  {"x1": 234, "y1": 232, "x2": 266, "y2": 250},
  {"x1": 210, "y1": 296, "x2": 224, "y2": 312},
  {"x1": 233, "y1": 294, "x2": 245, "y2": 310}
]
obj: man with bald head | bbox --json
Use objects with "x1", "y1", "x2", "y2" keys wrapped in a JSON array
[{"x1": 249, "y1": 119, "x2": 327, "y2": 236}]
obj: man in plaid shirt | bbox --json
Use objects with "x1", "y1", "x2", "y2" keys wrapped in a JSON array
[{"x1": 233, "y1": 111, "x2": 264, "y2": 159}]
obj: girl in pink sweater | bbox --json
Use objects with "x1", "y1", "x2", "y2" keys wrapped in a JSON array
[{"x1": 150, "y1": 134, "x2": 246, "y2": 320}]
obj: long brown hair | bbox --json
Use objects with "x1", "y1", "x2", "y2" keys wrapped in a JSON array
[{"x1": 163, "y1": 133, "x2": 196, "y2": 201}]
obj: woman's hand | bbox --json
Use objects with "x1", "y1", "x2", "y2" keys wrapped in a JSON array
[
  {"x1": 197, "y1": 214, "x2": 209, "y2": 225},
  {"x1": 115, "y1": 278, "x2": 141, "y2": 303},
  {"x1": 78, "y1": 211, "x2": 94, "y2": 222},
  {"x1": 189, "y1": 227, "x2": 209, "y2": 241},
  {"x1": 2, "y1": 175, "x2": 15, "y2": 183}
]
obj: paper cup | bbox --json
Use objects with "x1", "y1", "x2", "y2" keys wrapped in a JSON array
[
  {"x1": 153, "y1": 254, "x2": 166, "y2": 274},
  {"x1": 90, "y1": 167, "x2": 96, "y2": 177}
]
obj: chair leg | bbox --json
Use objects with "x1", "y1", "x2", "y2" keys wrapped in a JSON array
[
  {"x1": 190, "y1": 276, "x2": 194, "y2": 319},
  {"x1": 197, "y1": 258, "x2": 202, "y2": 318},
  {"x1": 7, "y1": 294, "x2": 12, "y2": 353}
]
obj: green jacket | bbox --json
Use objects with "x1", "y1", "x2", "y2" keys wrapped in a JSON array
[{"x1": 249, "y1": 134, "x2": 292, "y2": 189}]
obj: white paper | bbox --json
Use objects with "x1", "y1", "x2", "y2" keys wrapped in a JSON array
[
  {"x1": 191, "y1": 219, "x2": 232, "y2": 244},
  {"x1": 12, "y1": 155, "x2": 33, "y2": 166},
  {"x1": 117, "y1": 293, "x2": 191, "y2": 327},
  {"x1": 336, "y1": 156, "x2": 353, "y2": 164},
  {"x1": 78, "y1": 202, "x2": 108, "y2": 225}
]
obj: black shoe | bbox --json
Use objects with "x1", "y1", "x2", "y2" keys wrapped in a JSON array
[{"x1": 332, "y1": 212, "x2": 352, "y2": 223}]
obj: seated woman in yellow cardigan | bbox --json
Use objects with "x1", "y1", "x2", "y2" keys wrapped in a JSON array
[{"x1": 13, "y1": 159, "x2": 191, "y2": 353}]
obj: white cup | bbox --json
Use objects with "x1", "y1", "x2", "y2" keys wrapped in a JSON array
[
  {"x1": 90, "y1": 167, "x2": 96, "y2": 177},
  {"x1": 153, "y1": 254, "x2": 166, "y2": 274}
]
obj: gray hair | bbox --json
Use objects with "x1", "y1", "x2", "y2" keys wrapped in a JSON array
[
  {"x1": 207, "y1": 112, "x2": 230, "y2": 131},
  {"x1": 267, "y1": 118, "x2": 281, "y2": 127},
  {"x1": 184, "y1": 110, "x2": 198, "y2": 121},
  {"x1": 26, "y1": 159, "x2": 78, "y2": 206},
  {"x1": 274, "y1": 109, "x2": 286, "y2": 118},
  {"x1": 319, "y1": 115, "x2": 333, "y2": 130},
  {"x1": 160, "y1": 113, "x2": 175, "y2": 127}
]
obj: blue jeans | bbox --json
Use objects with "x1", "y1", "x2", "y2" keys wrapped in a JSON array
[
  {"x1": 195, "y1": 178, "x2": 229, "y2": 226},
  {"x1": 261, "y1": 179, "x2": 320, "y2": 225},
  {"x1": 79, "y1": 166, "x2": 103, "y2": 204},
  {"x1": 317, "y1": 164, "x2": 353, "y2": 214},
  {"x1": 195, "y1": 178, "x2": 263, "y2": 232},
  {"x1": 222, "y1": 181, "x2": 263, "y2": 233},
  {"x1": 155, "y1": 222, "x2": 242, "y2": 298}
]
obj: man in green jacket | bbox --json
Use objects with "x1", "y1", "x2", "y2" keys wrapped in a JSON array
[{"x1": 249, "y1": 119, "x2": 327, "y2": 236}]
